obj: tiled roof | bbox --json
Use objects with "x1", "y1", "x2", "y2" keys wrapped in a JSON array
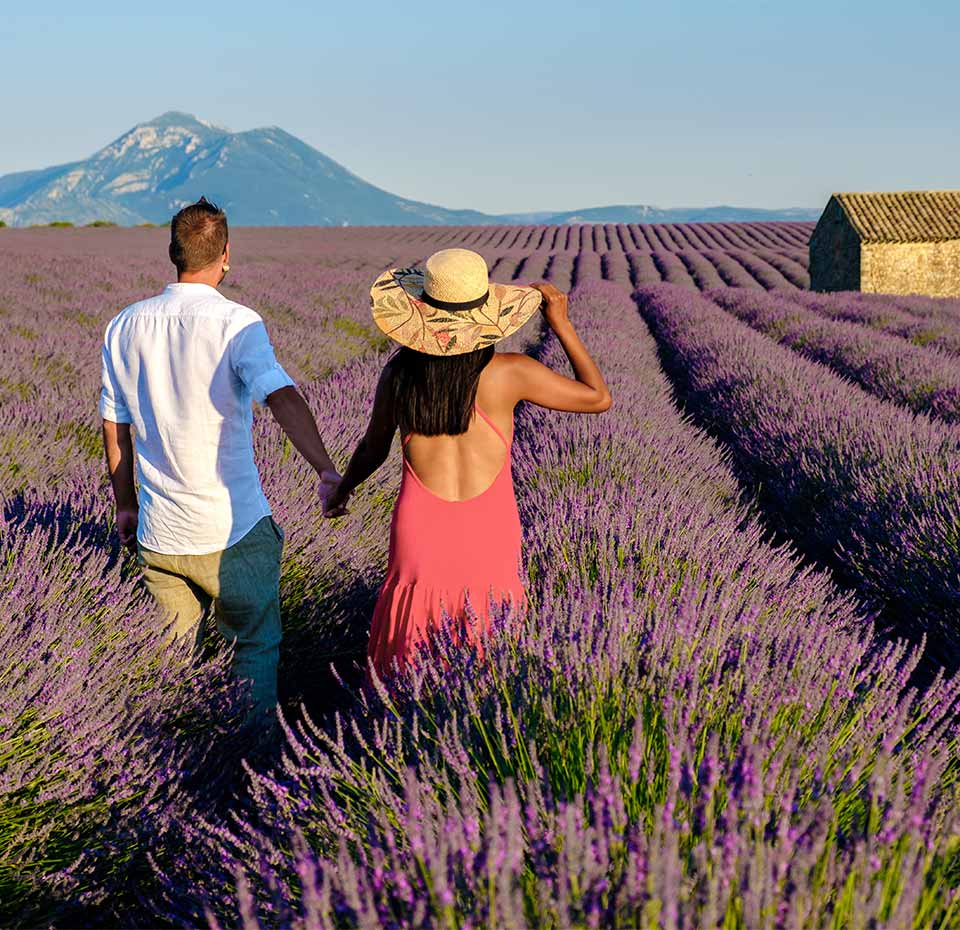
[{"x1": 833, "y1": 191, "x2": 960, "y2": 243}]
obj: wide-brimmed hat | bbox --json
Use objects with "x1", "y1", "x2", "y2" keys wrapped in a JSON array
[{"x1": 371, "y1": 248, "x2": 543, "y2": 355}]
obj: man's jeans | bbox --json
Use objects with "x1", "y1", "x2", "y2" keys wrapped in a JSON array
[{"x1": 137, "y1": 515, "x2": 284, "y2": 718}]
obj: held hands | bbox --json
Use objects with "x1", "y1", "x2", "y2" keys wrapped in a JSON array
[
  {"x1": 530, "y1": 281, "x2": 569, "y2": 331},
  {"x1": 320, "y1": 468, "x2": 350, "y2": 518},
  {"x1": 116, "y1": 506, "x2": 139, "y2": 552}
]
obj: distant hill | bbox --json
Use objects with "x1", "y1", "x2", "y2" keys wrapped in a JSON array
[
  {"x1": 0, "y1": 112, "x2": 821, "y2": 227},
  {"x1": 509, "y1": 204, "x2": 822, "y2": 224}
]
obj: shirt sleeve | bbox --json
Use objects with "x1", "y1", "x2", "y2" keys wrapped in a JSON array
[
  {"x1": 99, "y1": 341, "x2": 133, "y2": 423},
  {"x1": 230, "y1": 318, "x2": 295, "y2": 404}
]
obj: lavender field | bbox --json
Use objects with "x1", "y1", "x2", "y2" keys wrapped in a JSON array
[{"x1": 3, "y1": 223, "x2": 960, "y2": 929}]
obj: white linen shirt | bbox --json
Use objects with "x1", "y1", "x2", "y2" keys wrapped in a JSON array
[{"x1": 99, "y1": 282, "x2": 295, "y2": 555}]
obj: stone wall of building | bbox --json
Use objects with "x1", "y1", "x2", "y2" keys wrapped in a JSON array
[
  {"x1": 861, "y1": 241, "x2": 960, "y2": 297},
  {"x1": 809, "y1": 198, "x2": 861, "y2": 291}
]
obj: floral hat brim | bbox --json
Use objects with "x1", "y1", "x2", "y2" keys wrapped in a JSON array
[{"x1": 370, "y1": 267, "x2": 544, "y2": 356}]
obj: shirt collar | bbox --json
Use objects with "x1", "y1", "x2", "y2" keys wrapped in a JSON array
[{"x1": 164, "y1": 282, "x2": 222, "y2": 295}]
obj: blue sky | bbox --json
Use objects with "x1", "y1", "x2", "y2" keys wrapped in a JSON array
[{"x1": 1, "y1": 1, "x2": 957, "y2": 213}]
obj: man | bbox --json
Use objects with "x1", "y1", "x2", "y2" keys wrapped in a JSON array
[{"x1": 100, "y1": 197, "x2": 337, "y2": 722}]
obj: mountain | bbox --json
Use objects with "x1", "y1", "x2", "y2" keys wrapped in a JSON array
[
  {"x1": 0, "y1": 112, "x2": 492, "y2": 227},
  {"x1": 0, "y1": 112, "x2": 821, "y2": 227}
]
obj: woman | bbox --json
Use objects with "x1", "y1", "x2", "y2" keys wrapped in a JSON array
[{"x1": 324, "y1": 248, "x2": 611, "y2": 679}]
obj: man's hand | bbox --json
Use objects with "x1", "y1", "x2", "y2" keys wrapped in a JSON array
[
  {"x1": 320, "y1": 469, "x2": 349, "y2": 517},
  {"x1": 117, "y1": 506, "x2": 139, "y2": 551},
  {"x1": 103, "y1": 420, "x2": 139, "y2": 551}
]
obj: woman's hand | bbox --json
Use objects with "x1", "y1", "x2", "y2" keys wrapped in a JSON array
[
  {"x1": 323, "y1": 491, "x2": 350, "y2": 518},
  {"x1": 320, "y1": 470, "x2": 350, "y2": 517},
  {"x1": 531, "y1": 281, "x2": 569, "y2": 331}
]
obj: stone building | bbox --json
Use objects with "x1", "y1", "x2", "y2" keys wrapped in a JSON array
[{"x1": 809, "y1": 190, "x2": 960, "y2": 297}]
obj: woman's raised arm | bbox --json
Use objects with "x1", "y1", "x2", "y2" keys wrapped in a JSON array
[{"x1": 504, "y1": 282, "x2": 612, "y2": 414}]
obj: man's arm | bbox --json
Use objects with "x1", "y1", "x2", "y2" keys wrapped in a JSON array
[
  {"x1": 265, "y1": 386, "x2": 339, "y2": 480},
  {"x1": 231, "y1": 318, "x2": 340, "y2": 500},
  {"x1": 102, "y1": 419, "x2": 138, "y2": 551}
]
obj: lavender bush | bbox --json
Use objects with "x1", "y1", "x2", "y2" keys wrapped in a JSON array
[
  {"x1": 700, "y1": 250, "x2": 765, "y2": 290},
  {"x1": 722, "y1": 250, "x2": 796, "y2": 290},
  {"x1": 516, "y1": 250, "x2": 552, "y2": 282},
  {"x1": 677, "y1": 249, "x2": 727, "y2": 290},
  {"x1": 545, "y1": 254, "x2": 574, "y2": 291},
  {"x1": 637, "y1": 283, "x2": 960, "y2": 667},
  {"x1": 709, "y1": 288, "x2": 960, "y2": 423},
  {"x1": 755, "y1": 249, "x2": 810, "y2": 289},
  {"x1": 626, "y1": 251, "x2": 663, "y2": 286},
  {"x1": 600, "y1": 250, "x2": 632, "y2": 286},
  {"x1": 572, "y1": 251, "x2": 603, "y2": 288},
  {"x1": 488, "y1": 256, "x2": 523, "y2": 281},
  {"x1": 650, "y1": 250, "x2": 698, "y2": 288}
]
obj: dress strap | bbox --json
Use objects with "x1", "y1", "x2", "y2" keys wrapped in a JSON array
[{"x1": 474, "y1": 403, "x2": 510, "y2": 448}]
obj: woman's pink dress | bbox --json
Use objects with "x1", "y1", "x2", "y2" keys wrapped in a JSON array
[{"x1": 367, "y1": 404, "x2": 525, "y2": 677}]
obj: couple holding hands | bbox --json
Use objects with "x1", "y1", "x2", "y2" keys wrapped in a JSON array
[{"x1": 100, "y1": 198, "x2": 610, "y2": 723}]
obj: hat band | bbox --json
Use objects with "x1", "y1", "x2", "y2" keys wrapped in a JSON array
[{"x1": 420, "y1": 288, "x2": 490, "y2": 312}]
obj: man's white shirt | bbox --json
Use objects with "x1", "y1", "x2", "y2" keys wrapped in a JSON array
[{"x1": 99, "y1": 282, "x2": 294, "y2": 555}]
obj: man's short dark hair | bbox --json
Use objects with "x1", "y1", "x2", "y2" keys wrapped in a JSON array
[{"x1": 169, "y1": 197, "x2": 228, "y2": 273}]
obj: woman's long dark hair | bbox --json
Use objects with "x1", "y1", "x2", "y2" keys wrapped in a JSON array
[{"x1": 390, "y1": 345, "x2": 496, "y2": 436}]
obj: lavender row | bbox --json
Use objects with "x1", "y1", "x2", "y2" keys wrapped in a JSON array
[
  {"x1": 882, "y1": 292, "x2": 960, "y2": 323},
  {"x1": 754, "y1": 248, "x2": 810, "y2": 287},
  {"x1": 142, "y1": 283, "x2": 960, "y2": 929},
  {"x1": 709, "y1": 287, "x2": 960, "y2": 423},
  {"x1": 792, "y1": 289, "x2": 960, "y2": 357},
  {"x1": 637, "y1": 283, "x2": 960, "y2": 666}
]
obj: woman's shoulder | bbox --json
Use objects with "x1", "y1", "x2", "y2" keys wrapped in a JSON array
[
  {"x1": 480, "y1": 352, "x2": 546, "y2": 406},
  {"x1": 487, "y1": 351, "x2": 545, "y2": 380},
  {"x1": 488, "y1": 351, "x2": 533, "y2": 373},
  {"x1": 483, "y1": 351, "x2": 525, "y2": 384}
]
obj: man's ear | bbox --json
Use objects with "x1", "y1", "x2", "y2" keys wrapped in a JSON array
[
  {"x1": 223, "y1": 242, "x2": 231, "y2": 266},
  {"x1": 168, "y1": 242, "x2": 176, "y2": 265}
]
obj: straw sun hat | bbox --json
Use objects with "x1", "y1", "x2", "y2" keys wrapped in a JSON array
[{"x1": 371, "y1": 248, "x2": 544, "y2": 355}]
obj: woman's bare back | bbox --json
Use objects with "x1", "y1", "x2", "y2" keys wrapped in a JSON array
[{"x1": 402, "y1": 356, "x2": 513, "y2": 502}]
